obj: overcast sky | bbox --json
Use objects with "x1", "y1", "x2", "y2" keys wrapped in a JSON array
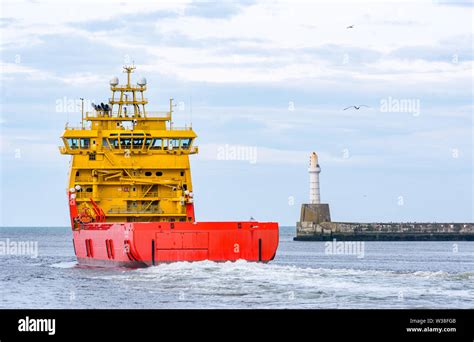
[{"x1": 0, "y1": 0, "x2": 472, "y2": 226}]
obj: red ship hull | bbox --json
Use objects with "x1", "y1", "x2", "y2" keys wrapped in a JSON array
[{"x1": 72, "y1": 221, "x2": 279, "y2": 267}]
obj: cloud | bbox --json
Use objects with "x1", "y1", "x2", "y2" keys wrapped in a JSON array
[
  {"x1": 71, "y1": 10, "x2": 179, "y2": 32},
  {"x1": 196, "y1": 143, "x2": 375, "y2": 166},
  {"x1": 2, "y1": 0, "x2": 472, "y2": 87},
  {"x1": 434, "y1": 0, "x2": 474, "y2": 8},
  {"x1": 0, "y1": 17, "x2": 17, "y2": 28},
  {"x1": 0, "y1": 0, "x2": 472, "y2": 225},
  {"x1": 1, "y1": 62, "x2": 39, "y2": 74},
  {"x1": 0, "y1": 0, "x2": 189, "y2": 48},
  {"x1": 389, "y1": 35, "x2": 473, "y2": 62},
  {"x1": 184, "y1": 0, "x2": 255, "y2": 18},
  {"x1": 0, "y1": 132, "x2": 65, "y2": 167},
  {"x1": 0, "y1": 61, "x2": 107, "y2": 85}
]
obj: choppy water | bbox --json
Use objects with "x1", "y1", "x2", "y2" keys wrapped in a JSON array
[{"x1": 0, "y1": 226, "x2": 473, "y2": 308}]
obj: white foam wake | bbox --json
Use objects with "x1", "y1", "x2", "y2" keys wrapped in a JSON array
[{"x1": 50, "y1": 261, "x2": 78, "y2": 269}]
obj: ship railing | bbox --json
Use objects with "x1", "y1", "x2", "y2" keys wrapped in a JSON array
[
  {"x1": 108, "y1": 98, "x2": 148, "y2": 103},
  {"x1": 133, "y1": 193, "x2": 187, "y2": 200},
  {"x1": 74, "y1": 193, "x2": 175, "y2": 200},
  {"x1": 85, "y1": 111, "x2": 171, "y2": 119},
  {"x1": 116, "y1": 193, "x2": 161, "y2": 199},
  {"x1": 106, "y1": 206, "x2": 186, "y2": 215},
  {"x1": 65, "y1": 123, "x2": 91, "y2": 130},
  {"x1": 107, "y1": 205, "x2": 164, "y2": 214},
  {"x1": 168, "y1": 126, "x2": 193, "y2": 131},
  {"x1": 110, "y1": 85, "x2": 147, "y2": 91},
  {"x1": 143, "y1": 111, "x2": 170, "y2": 117},
  {"x1": 142, "y1": 192, "x2": 159, "y2": 198},
  {"x1": 75, "y1": 191, "x2": 93, "y2": 198}
]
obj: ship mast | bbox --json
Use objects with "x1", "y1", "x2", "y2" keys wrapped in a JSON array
[
  {"x1": 169, "y1": 98, "x2": 173, "y2": 129},
  {"x1": 110, "y1": 65, "x2": 148, "y2": 118},
  {"x1": 80, "y1": 97, "x2": 84, "y2": 129}
]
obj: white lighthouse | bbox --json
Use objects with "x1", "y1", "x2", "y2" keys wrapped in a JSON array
[
  {"x1": 296, "y1": 151, "x2": 331, "y2": 233},
  {"x1": 309, "y1": 152, "x2": 321, "y2": 204}
]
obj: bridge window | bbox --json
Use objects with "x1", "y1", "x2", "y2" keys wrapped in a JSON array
[
  {"x1": 145, "y1": 171, "x2": 152, "y2": 176},
  {"x1": 151, "y1": 138, "x2": 162, "y2": 149},
  {"x1": 108, "y1": 138, "x2": 119, "y2": 149},
  {"x1": 167, "y1": 139, "x2": 179, "y2": 150},
  {"x1": 132, "y1": 138, "x2": 144, "y2": 149},
  {"x1": 156, "y1": 171, "x2": 163, "y2": 176},
  {"x1": 80, "y1": 138, "x2": 90, "y2": 149},
  {"x1": 181, "y1": 138, "x2": 191, "y2": 149},
  {"x1": 67, "y1": 138, "x2": 79, "y2": 149},
  {"x1": 102, "y1": 138, "x2": 110, "y2": 149},
  {"x1": 145, "y1": 138, "x2": 153, "y2": 148},
  {"x1": 120, "y1": 137, "x2": 131, "y2": 149}
]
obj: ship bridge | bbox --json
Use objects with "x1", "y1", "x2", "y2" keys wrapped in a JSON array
[{"x1": 60, "y1": 65, "x2": 198, "y2": 224}]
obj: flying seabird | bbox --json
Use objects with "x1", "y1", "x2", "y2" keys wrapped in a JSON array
[{"x1": 343, "y1": 105, "x2": 370, "y2": 110}]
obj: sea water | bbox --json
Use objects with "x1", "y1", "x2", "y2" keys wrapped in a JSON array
[{"x1": 0, "y1": 226, "x2": 472, "y2": 309}]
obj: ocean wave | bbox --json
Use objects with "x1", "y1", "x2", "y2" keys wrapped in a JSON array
[
  {"x1": 411, "y1": 271, "x2": 449, "y2": 278},
  {"x1": 40, "y1": 259, "x2": 474, "y2": 308},
  {"x1": 94, "y1": 260, "x2": 469, "y2": 283},
  {"x1": 50, "y1": 261, "x2": 78, "y2": 269}
]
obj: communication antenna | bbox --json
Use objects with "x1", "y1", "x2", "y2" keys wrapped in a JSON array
[
  {"x1": 80, "y1": 97, "x2": 84, "y2": 128},
  {"x1": 124, "y1": 94, "x2": 129, "y2": 117},
  {"x1": 169, "y1": 98, "x2": 173, "y2": 129}
]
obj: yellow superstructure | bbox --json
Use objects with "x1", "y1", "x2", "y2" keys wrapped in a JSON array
[{"x1": 60, "y1": 65, "x2": 198, "y2": 223}]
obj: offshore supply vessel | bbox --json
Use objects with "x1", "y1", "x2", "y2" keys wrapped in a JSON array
[{"x1": 59, "y1": 65, "x2": 278, "y2": 267}]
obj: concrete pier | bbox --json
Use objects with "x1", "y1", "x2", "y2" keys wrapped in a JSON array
[
  {"x1": 294, "y1": 222, "x2": 474, "y2": 241},
  {"x1": 294, "y1": 152, "x2": 474, "y2": 241},
  {"x1": 296, "y1": 203, "x2": 332, "y2": 234}
]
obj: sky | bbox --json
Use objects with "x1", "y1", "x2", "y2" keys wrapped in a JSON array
[{"x1": 0, "y1": 0, "x2": 472, "y2": 226}]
